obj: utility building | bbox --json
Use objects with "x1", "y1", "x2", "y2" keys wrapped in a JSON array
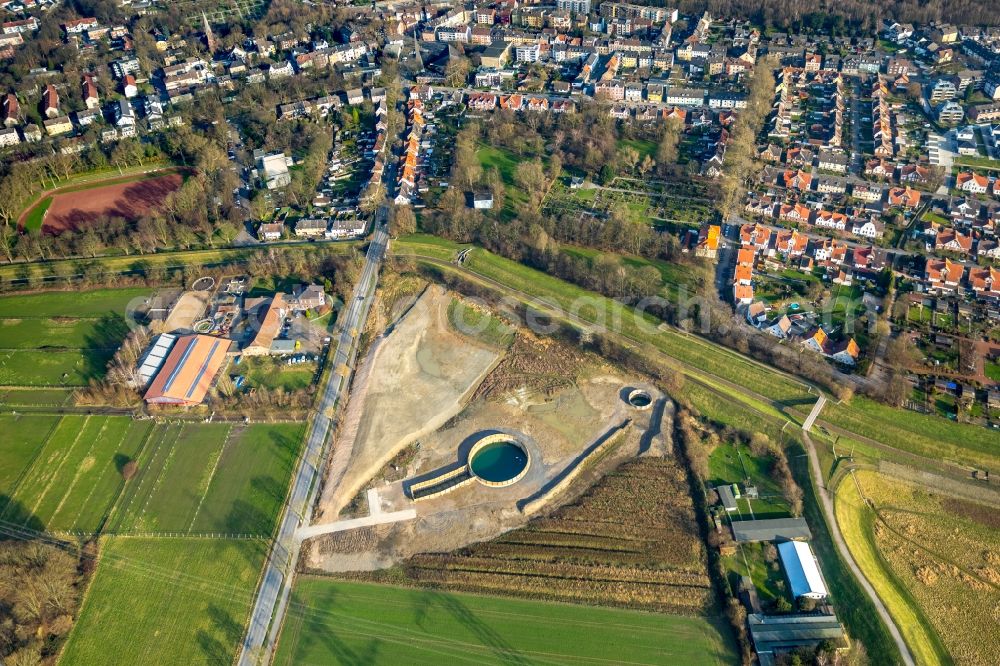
[{"x1": 777, "y1": 541, "x2": 828, "y2": 600}]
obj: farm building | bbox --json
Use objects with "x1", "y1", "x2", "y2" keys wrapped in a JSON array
[
  {"x1": 717, "y1": 484, "x2": 738, "y2": 512},
  {"x1": 144, "y1": 334, "x2": 232, "y2": 406},
  {"x1": 243, "y1": 294, "x2": 286, "y2": 356},
  {"x1": 748, "y1": 613, "x2": 844, "y2": 663},
  {"x1": 777, "y1": 541, "x2": 828, "y2": 600},
  {"x1": 137, "y1": 333, "x2": 178, "y2": 386},
  {"x1": 731, "y1": 517, "x2": 813, "y2": 543}
]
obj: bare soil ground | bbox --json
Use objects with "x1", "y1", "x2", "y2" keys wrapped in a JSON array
[
  {"x1": 41, "y1": 174, "x2": 182, "y2": 233},
  {"x1": 315, "y1": 286, "x2": 502, "y2": 522}
]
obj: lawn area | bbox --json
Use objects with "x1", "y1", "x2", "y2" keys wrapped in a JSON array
[
  {"x1": 274, "y1": 579, "x2": 736, "y2": 666},
  {"x1": 834, "y1": 474, "x2": 950, "y2": 666},
  {"x1": 619, "y1": 138, "x2": 658, "y2": 160},
  {"x1": 708, "y1": 442, "x2": 790, "y2": 520},
  {"x1": 822, "y1": 396, "x2": 999, "y2": 470},
  {"x1": 721, "y1": 541, "x2": 792, "y2": 609},
  {"x1": 60, "y1": 537, "x2": 266, "y2": 666},
  {"x1": 239, "y1": 355, "x2": 317, "y2": 391},
  {"x1": 2, "y1": 416, "x2": 152, "y2": 532},
  {"x1": 986, "y1": 361, "x2": 1000, "y2": 383},
  {"x1": 110, "y1": 423, "x2": 304, "y2": 535},
  {"x1": 22, "y1": 196, "x2": 52, "y2": 233}
]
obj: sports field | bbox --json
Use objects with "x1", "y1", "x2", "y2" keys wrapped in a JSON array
[
  {"x1": 0, "y1": 415, "x2": 152, "y2": 533},
  {"x1": 0, "y1": 288, "x2": 148, "y2": 387},
  {"x1": 274, "y1": 579, "x2": 736, "y2": 665},
  {"x1": 109, "y1": 422, "x2": 304, "y2": 535},
  {"x1": 59, "y1": 537, "x2": 266, "y2": 666},
  {"x1": 18, "y1": 169, "x2": 184, "y2": 234}
]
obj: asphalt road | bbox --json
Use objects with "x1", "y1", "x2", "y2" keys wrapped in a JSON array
[{"x1": 237, "y1": 207, "x2": 389, "y2": 666}]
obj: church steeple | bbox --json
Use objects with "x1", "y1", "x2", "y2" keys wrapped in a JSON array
[{"x1": 202, "y1": 12, "x2": 217, "y2": 54}]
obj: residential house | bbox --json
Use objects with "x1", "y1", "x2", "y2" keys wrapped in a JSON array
[
  {"x1": 82, "y1": 74, "x2": 99, "y2": 110},
  {"x1": 42, "y1": 84, "x2": 59, "y2": 118},
  {"x1": 955, "y1": 171, "x2": 989, "y2": 195}
]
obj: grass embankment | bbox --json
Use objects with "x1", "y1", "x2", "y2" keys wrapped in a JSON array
[
  {"x1": 274, "y1": 579, "x2": 736, "y2": 666},
  {"x1": 0, "y1": 239, "x2": 360, "y2": 285},
  {"x1": 821, "y1": 396, "x2": 998, "y2": 470},
  {"x1": 59, "y1": 538, "x2": 266, "y2": 665},
  {"x1": 834, "y1": 473, "x2": 950, "y2": 666},
  {"x1": 786, "y1": 437, "x2": 903, "y2": 665}
]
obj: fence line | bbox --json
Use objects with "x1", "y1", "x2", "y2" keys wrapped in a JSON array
[{"x1": 47, "y1": 530, "x2": 268, "y2": 540}]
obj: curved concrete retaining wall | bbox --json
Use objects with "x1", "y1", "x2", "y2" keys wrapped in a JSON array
[
  {"x1": 468, "y1": 434, "x2": 531, "y2": 488},
  {"x1": 521, "y1": 420, "x2": 630, "y2": 515}
]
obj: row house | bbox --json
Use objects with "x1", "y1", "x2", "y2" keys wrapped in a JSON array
[
  {"x1": 467, "y1": 92, "x2": 497, "y2": 110},
  {"x1": 851, "y1": 182, "x2": 884, "y2": 203}
]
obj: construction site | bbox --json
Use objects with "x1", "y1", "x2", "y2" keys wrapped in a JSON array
[{"x1": 303, "y1": 286, "x2": 673, "y2": 573}]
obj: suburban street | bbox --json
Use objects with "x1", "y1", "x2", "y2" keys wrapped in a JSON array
[{"x1": 237, "y1": 206, "x2": 390, "y2": 665}]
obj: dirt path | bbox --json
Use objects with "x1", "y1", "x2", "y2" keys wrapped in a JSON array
[
  {"x1": 801, "y1": 430, "x2": 916, "y2": 666},
  {"x1": 314, "y1": 286, "x2": 501, "y2": 522}
]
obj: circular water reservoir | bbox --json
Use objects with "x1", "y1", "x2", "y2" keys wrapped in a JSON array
[{"x1": 469, "y1": 439, "x2": 530, "y2": 486}]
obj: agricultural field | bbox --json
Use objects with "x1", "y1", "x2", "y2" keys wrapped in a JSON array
[
  {"x1": 835, "y1": 470, "x2": 999, "y2": 665},
  {"x1": 109, "y1": 422, "x2": 304, "y2": 536},
  {"x1": 0, "y1": 288, "x2": 147, "y2": 387},
  {"x1": 360, "y1": 458, "x2": 716, "y2": 615},
  {"x1": 1, "y1": 415, "x2": 152, "y2": 533},
  {"x1": 274, "y1": 579, "x2": 736, "y2": 666},
  {"x1": 59, "y1": 537, "x2": 266, "y2": 666}
]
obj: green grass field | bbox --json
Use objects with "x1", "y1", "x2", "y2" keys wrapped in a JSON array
[
  {"x1": 0, "y1": 387, "x2": 74, "y2": 406},
  {"x1": 22, "y1": 196, "x2": 52, "y2": 233},
  {"x1": 0, "y1": 288, "x2": 150, "y2": 318},
  {"x1": 0, "y1": 414, "x2": 61, "y2": 500},
  {"x1": 0, "y1": 288, "x2": 147, "y2": 386},
  {"x1": 708, "y1": 442, "x2": 790, "y2": 520},
  {"x1": 274, "y1": 579, "x2": 736, "y2": 665},
  {"x1": 60, "y1": 537, "x2": 266, "y2": 666},
  {"x1": 240, "y1": 356, "x2": 317, "y2": 391},
  {"x1": 1, "y1": 415, "x2": 152, "y2": 532},
  {"x1": 822, "y1": 396, "x2": 998, "y2": 470},
  {"x1": 110, "y1": 423, "x2": 304, "y2": 535}
]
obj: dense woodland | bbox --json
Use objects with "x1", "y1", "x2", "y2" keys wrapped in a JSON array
[
  {"x1": 677, "y1": 0, "x2": 997, "y2": 32},
  {"x1": 0, "y1": 539, "x2": 90, "y2": 665}
]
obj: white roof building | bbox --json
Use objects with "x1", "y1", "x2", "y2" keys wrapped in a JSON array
[
  {"x1": 778, "y1": 541, "x2": 828, "y2": 600},
  {"x1": 137, "y1": 333, "x2": 177, "y2": 386}
]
